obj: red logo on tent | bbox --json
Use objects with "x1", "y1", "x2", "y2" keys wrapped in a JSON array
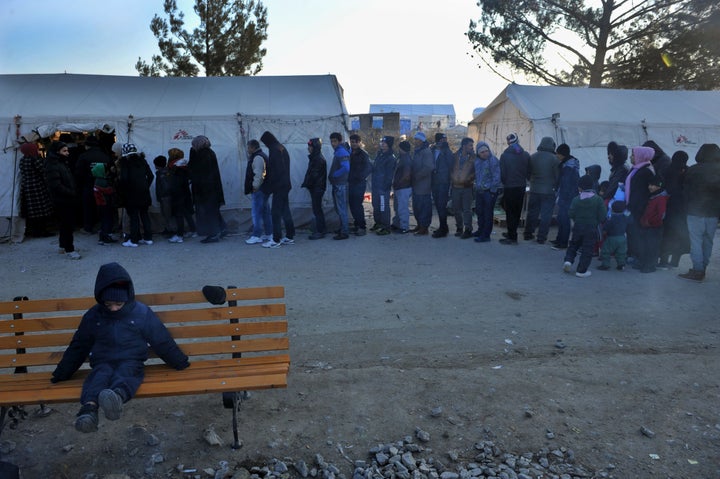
[{"x1": 172, "y1": 129, "x2": 193, "y2": 141}]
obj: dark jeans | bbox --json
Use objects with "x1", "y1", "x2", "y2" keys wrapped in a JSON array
[
  {"x1": 432, "y1": 182, "x2": 450, "y2": 231},
  {"x1": 126, "y1": 205, "x2": 152, "y2": 243},
  {"x1": 348, "y1": 181, "x2": 367, "y2": 229},
  {"x1": 81, "y1": 360, "x2": 144, "y2": 404},
  {"x1": 97, "y1": 204, "x2": 113, "y2": 240},
  {"x1": 55, "y1": 202, "x2": 76, "y2": 252},
  {"x1": 475, "y1": 190, "x2": 497, "y2": 240},
  {"x1": 565, "y1": 223, "x2": 598, "y2": 273},
  {"x1": 554, "y1": 199, "x2": 572, "y2": 246},
  {"x1": 310, "y1": 188, "x2": 326, "y2": 234},
  {"x1": 271, "y1": 190, "x2": 295, "y2": 241},
  {"x1": 525, "y1": 192, "x2": 555, "y2": 241},
  {"x1": 412, "y1": 193, "x2": 432, "y2": 227},
  {"x1": 502, "y1": 187, "x2": 525, "y2": 240},
  {"x1": 372, "y1": 188, "x2": 391, "y2": 228},
  {"x1": 638, "y1": 226, "x2": 663, "y2": 272}
]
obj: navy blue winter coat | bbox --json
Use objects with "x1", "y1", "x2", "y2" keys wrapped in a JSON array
[{"x1": 51, "y1": 263, "x2": 189, "y2": 382}]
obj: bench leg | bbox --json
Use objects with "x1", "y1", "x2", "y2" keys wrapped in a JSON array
[{"x1": 223, "y1": 392, "x2": 245, "y2": 449}]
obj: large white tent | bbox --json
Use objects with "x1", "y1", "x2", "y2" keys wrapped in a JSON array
[
  {"x1": 0, "y1": 73, "x2": 349, "y2": 238},
  {"x1": 468, "y1": 84, "x2": 720, "y2": 174}
]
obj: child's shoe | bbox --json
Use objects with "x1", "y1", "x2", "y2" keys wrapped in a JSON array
[
  {"x1": 75, "y1": 403, "x2": 99, "y2": 433},
  {"x1": 98, "y1": 389, "x2": 124, "y2": 421}
]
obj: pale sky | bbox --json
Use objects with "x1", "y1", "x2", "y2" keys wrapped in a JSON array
[{"x1": 0, "y1": 0, "x2": 524, "y2": 123}]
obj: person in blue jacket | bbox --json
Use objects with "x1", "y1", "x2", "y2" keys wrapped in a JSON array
[{"x1": 51, "y1": 262, "x2": 189, "y2": 433}]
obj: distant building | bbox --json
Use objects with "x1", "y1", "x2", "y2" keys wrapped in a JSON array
[{"x1": 369, "y1": 104, "x2": 456, "y2": 135}]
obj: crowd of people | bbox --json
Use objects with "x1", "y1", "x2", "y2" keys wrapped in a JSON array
[{"x1": 16, "y1": 128, "x2": 720, "y2": 282}]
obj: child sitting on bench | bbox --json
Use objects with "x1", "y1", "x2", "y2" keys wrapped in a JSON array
[{"x1": 51, "y1": 262, "x2": 190, "y2": 433}]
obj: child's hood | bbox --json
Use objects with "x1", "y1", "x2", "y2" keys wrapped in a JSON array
[{"x1": 94, "y1": 262, "x2": 136, "y2": 304}]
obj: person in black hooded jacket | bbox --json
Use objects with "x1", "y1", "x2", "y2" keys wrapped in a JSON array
[
  {"x1": 604, "y1": 141, "x2": 630, "y2": 201},
  {"x1": 302, "y1": 137, "x2": 327, "y2": 239},
  {"x1": 188, "y1": 135, "x2": 226, "y2": 243},
  {"x1": 51, "y1": 262, "x2": 189, "y2": 433},
  {"x1": 260, "y1": 131, "x2": 295, "y2": 247}
]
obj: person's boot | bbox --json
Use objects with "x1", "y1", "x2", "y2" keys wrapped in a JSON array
[
  {"x1": 432, "y1": 227, "x2": 448, "y2": 238},
  {"x1": 460, "y1": 229, "x2": 473, "y2": 239},
  {"x1": 99, "y1": 388, "x2": 124, "y2": 421},
  {"x1": 678, "y1": 269, "x2": 704, "y2": 282},
  {"x1": 75, "y1": 403, "x2": 99, "y2": 433}
]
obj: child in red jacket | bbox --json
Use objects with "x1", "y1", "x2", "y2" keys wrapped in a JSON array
[{"x1": 637, "y1": 177, "x2": 669, "y2": 273}]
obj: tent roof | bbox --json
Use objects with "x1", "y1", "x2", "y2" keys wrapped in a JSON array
[
  {"x1": 476, "y1": 84, "x2": 720, "y2": 127},
  {"x1": 0, "y1": 73, "x2": 348, "y2": 120},
  {"x1": 369, "y1": 104, "x2": 456, "y2": 116}
]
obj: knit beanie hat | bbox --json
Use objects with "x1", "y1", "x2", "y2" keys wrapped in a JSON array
[
  {"x1": 578, "y1": 174, "x2": 594, "y2": 191},
  {"x1": 506, "y1": 133, "x2": 518, "y2": 144},
  {"x1": 399, "y1": 140, "x2": 411, "y2": 152},
  {"x1": 50, "y1": 141, "x2": 67, "y2": 154},
  {"x1": 101, "y1": 284, "x2": 130, "y2": 303},
  {"x1": 121, "y1": 143, "x2": 138, "y2": 157},
  {"x1": 19, "y1": 142, "x2": 39, "y2": 157},
  {"x1": 111, "y1": 142, "x2": 123, "y2": 158},
  {"x1": 202, "y1": 285, "x2": 226, "y2": 305},
  {"x1": 556, "y1": 143, "x2": 570, "y2": 157},
  {"x1": 434, "y1": 133, "x2": 447, "y2": 143},
  {"x1": 381, "y1": 136, "x2": 395, "y2": 149}
]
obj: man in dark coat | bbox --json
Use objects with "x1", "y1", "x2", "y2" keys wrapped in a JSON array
[
  {"x1": 45, "y1": 141, "x2": 80, "y2": 259},
  {"x1": 371, "y1": 136, "x2": 396, "y2": 235},
  {"x1": 188, "y1": 135, "x2": 225, "y2": 243},
  {"x1": 430, "y1": 133, "x2": 454, "y2": 238},
  {"x1": 499, "y1": 133, "x2": 530, "y2": 245},
  {"x1": 118, "y1": 144, "x2": 155, "y2": 247},
  {"x1": 75, "y1": 135, "x2": 109, "y2": 234},
  {"x1": 260, "y1": 131, "x2": 295, "y2": 247},
  {"x1": 52, "y1": 262, "x2": 189, "y2": 433},
  {"x1": 302, "y1": 137, "x2": 328, "y2": 240}
]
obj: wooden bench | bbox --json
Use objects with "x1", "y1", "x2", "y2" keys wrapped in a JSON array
[{"x1": 0, "y1": 286, "x2": 289, "y2": 449}]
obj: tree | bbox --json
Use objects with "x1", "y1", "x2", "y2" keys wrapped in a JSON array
[
  {"x1": 467, "y1": 0, "x2": 720, "y2": 89},
  {"x1": 136, "y1": 0, "x2": 268, "y2": 77}
]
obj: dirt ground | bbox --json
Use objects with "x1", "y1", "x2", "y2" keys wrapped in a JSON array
[{"x1": 1, "y1": 213, "x2": 719, "y2": 479}]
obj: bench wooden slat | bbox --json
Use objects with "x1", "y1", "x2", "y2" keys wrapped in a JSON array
[
  {"x1": 0, "y1": 304, "x2": 287, "y2": 335},
  {"x1": 0, "y1": 336, "x2": 289, "y2": 369},
  {"x1": 0, "y1": 320, "x2": 288, "y2": 350},
  {"x1": 0, "y1": 354, "x2": 291, "y2": 386},
  {"x1": 0, "y1": 286, "x2": 285, "y2": 315}
]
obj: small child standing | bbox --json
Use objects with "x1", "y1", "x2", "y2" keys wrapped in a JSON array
[
  {"x1": 51, "y1": 262, "x2": 189, "y2": 433},
  {"x1": 637, "y1": 177, "x2": 669, "y2": 273},
  {"x1": 563, "y1": 175, "x2": 608, "y2": 278},
  {"x1": 598, "y1": 200, "x2": 629, "y2": 270}
]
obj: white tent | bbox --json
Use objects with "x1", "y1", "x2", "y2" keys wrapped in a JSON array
[
  {"x1": 468, "y1": 84, "x2": 720, "y2": 174},
  {"x1": 0, "y1": 73, "x2": 349, "y2": 237}
]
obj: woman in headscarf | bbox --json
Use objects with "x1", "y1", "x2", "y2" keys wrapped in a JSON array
[
  {"x1": 19, "y1": 142, "x2": 54, "y2": 237},
  {"x1": 625, "y1": 146, "x2": 656, "y2": 265},
  {"x1": 188, "y1": 135, "x2": 226, "y2": 243}
]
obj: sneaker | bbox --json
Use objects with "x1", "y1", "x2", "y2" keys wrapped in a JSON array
[
  {"x1": 369, "y1": 224, "x2": 381, "y2": 232},
  {"x1": 66, "y1": 251, "x2": 81, "y2": 260},
  {"x1": 98, "y1": 389, "x2": 123, "y2": 421},
  {"x1": 563, "y1": 261, "x2": 572, "y2": 273},
  {"x1": 262, "y1": 240, "x2": 281, "y2": 248},
  {"x1": 597, "y1": 265, "x2": 610, "y2": 270},
  {"x1": 280, "y1": 237, "x2": 295, "y2": 245},
  {"x1": 355, "y1": 228, "x2": 367, "y2": 237},
  {"x1": 376, "y1": 228, "x2": 391, "y2": 236},
  {"x1": 98, "y1": 236, "x2": 117, "y2": 245},
  {"x1": 122, "y1": 240, "x2": 138, "y2": 248},
  {"x1": 551, "y1": 244, "x2": 567, "y2": 250},
  {"x1": 333, "y1": 233, "x2": 349, "y2": 240},
  {"x1": 432, "y1": 229, "x2": 448, "y2": 238},
  {"x1": 474, "y1": 237, "x2": 491, "y2": 243},
  {"x1": 138, "y1": 239, "x2": 153, "y2": 245},
  {"x1": 395, "y1": 229, "x2": 409, "y2": 235},
  {"x1": 200, "y1": 235, "x2": 220, "y2": 243},
  {"x1": 575, "y1": 270, "x2": 592, "y2": 278},
  {"x1": 260, "y1": 234, "x2": 272, "y2": 241},
  {"x1": 460, "y1": 229, "x2": 473, "y2": 239},
  {"x1": 499, "y1": 238, "x2": 518, "y2": 245},
  {"x1": 184, "y1": 231, "x2": 198, "y2": 238},
  {"x1": 168, "y1": 235, "x2": 184, "y2": 243},
  {"x1": 74, "y1": 404, "x2": 99, "y2": 433},
  {"x1": 245, "y1": 236, "x2": 263, "y2": 245},
  {"x1": 309, "y1": 232, "x2": 326, "y2": 240}
]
